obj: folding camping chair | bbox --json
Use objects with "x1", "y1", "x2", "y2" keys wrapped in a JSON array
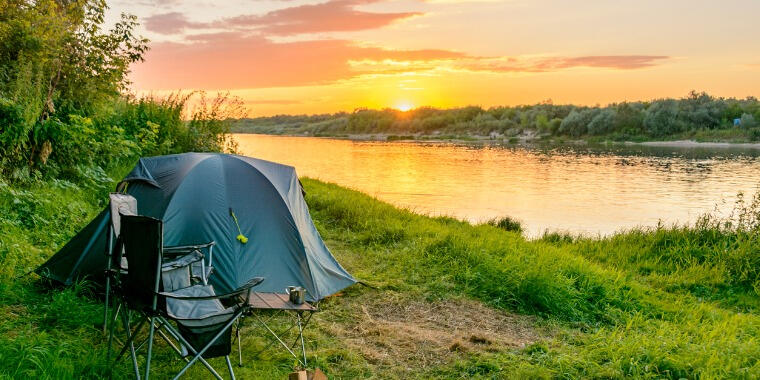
[
  {"x1": 110, "y1": 214, "x2": 263, "y2": 380},
  {"x1": 102, "y1": 193, "x2": 217, "y2": 334}
]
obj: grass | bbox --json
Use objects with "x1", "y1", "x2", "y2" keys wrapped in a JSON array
[{"x1": 1, "y1": 169, "x2": 759, "y2": 378}]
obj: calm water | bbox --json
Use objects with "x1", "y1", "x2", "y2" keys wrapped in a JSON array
[{"x1": 233, "y1": 134, "x2": 760, "y2": 237}]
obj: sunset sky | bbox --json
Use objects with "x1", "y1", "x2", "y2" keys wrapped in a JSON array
[{"x1": 109, "y1": 0, "x2": 760, "y2": 116}]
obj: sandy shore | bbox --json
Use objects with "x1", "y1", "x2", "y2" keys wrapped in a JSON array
[{"x1": 234, "y1": 132, "x2": 760, "y2": 149}]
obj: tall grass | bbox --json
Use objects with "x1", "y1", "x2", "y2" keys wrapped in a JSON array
[{"x1": 302, "y1": 178, "x2": 760, "y2": 377}]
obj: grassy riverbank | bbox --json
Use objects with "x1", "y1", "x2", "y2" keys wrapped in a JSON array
[{"x1": 1, "y1": 166, "x2": 759, "y2": 379}]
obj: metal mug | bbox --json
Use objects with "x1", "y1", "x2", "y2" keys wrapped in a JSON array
[{"x1": 286, "y1": 286, "x2": 306, "y2": 304}]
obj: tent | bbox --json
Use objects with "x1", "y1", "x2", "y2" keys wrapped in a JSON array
[{"x1": 36, "y1": 153, "x2": 356, "y2": 302}]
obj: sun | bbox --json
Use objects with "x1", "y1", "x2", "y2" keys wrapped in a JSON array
[{"x1": 394, "y1": 102, "x2": 414, "y2": 112}]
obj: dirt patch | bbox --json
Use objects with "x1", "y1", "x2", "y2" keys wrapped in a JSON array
[{"x1": 324, "y1": 295, "x2": 543, "y2": 368}]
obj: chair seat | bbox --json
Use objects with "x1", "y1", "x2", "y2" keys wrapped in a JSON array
[
  {"x1": 164, "y1": 284, "x2": 239, "y2": 359},
  {"x1": 165, "y1": 285, "x2": 236, "y2": 327}
]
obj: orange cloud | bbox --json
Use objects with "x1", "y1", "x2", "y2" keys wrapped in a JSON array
[{"x1": 130, "y1": 33, "x2": 464, "y2": 89}]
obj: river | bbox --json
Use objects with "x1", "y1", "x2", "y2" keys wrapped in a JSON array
[{"x1": 233, "y1": 134, "x2": 760, "y2": 237}]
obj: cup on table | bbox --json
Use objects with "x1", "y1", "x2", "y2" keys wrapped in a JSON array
[{"x1": 286, "y1": 286, "x2": 306, "y2": 304}]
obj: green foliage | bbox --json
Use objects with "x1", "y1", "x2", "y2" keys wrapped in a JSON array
[
  {"x1": 181, "y1": 91, "x2": 245, "y2": 153},
  {"x1": 0, "y1": 2, "x2": 243, "y2": 181},
  {"x1": 0, "y1": 0, "x2": 147, "y2": 170}
]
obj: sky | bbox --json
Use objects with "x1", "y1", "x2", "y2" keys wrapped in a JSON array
[{"x1": 109, "y1": 0, "x2": 760, "y2": 116}]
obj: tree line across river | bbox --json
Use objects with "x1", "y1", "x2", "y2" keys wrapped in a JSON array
[{"x1": 236, "y1": 92, "x2": 760, "y2": 142}]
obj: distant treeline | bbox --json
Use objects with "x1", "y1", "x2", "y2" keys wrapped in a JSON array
[
  {"x1": 0, "y1": 0, "x2": 241, "y2": 183},
  {"x1": 236, "y1": 92, "x2": 760, "y2": 142}
]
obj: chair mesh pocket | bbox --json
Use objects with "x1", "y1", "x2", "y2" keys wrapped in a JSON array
[{"x1": 177, "y1": 320, "x2": 233, "y2": 359}]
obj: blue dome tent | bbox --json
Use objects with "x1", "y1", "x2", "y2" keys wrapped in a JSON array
[{"x1": 36, "y1": 153, "x2": 356, "y2": 302}]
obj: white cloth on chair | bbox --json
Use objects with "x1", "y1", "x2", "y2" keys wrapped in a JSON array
[{"x1": 109, "y1": 193, "x2": 137, "y2": 237}]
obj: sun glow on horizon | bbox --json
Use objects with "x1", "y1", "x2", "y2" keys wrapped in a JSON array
[{"x1": 394, "y1": 102, "x2": 414, "y2": 112}]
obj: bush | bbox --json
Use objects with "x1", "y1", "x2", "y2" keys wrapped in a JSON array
[
  {"x1": 740, "y1": 113, "x2": 757, "y2": 128},
  {"x1": 486, "y1": 216, "x2": 523, "y2": 233}
]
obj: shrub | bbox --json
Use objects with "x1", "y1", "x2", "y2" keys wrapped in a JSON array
[
  {"x1": 740, "y1": 113, "x2": 757, "y2": 128},
  {"x1": 486, "y1": 216, "x2": 523, "y2": 233}
]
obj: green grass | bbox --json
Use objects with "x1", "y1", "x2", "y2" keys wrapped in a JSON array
[{"x1": 1, "y1": 171, "x2": 759, "y2": 378}]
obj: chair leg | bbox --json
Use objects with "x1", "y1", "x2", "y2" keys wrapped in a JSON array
[
  {"x1": 103, "y1": 275, "x2": 111, "y2": 335},
  {"x1": 160, "y1": 319, "x2": 224, "y2": 380},
  {"x1": 107, "y1": 302, "x2": 121, "y2": 363},
  {"x1": 118, "y1": 307, "x2": 143, "y2": 379},
  {"x1": 154, "y1": 320, "x2": 188, "y2": 362},
  {"x1": 103, "y1": 227, "x2": 113, "y2": 335},
  {"x1": 236, "y1": 320, "x2": 243, "y2": 367},
  {"x1": 226, "y1": 356, "x2": 236, "y2": 380},
  {"x1": 144, "y1": 317, "x2": 156, "y2": 380},
  {"x1": 114, "y1": 314, "x2": 145, "y2": 361}
]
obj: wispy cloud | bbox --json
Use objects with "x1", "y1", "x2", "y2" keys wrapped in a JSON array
[
  {"x1": 245, "y1": 99, "x2": 303, "y2": 105},
  {"x1": 347, "y1": 55, "x2": 671, "y2": 76},
  {"x1": 223, "y1": 0, "x2": 421, "y2": 35},
  {"x1": 144, "y1": 12, "x2": 205, "y2": 34},
  {"x1": 143, "y1": 0, "x2": 421, "y2": 36},
  {"x1": 458, "y1": 55, "x2": 670, "y2": 73}
]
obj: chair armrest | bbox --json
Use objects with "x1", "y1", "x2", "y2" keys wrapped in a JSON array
[
  {"x1": 159, "y1": 277, "x2": 264, "y2": 301},
  {"x1": 163, "y1": 241, "x2": 215, "y2": 255},
  {"x1": 162, "y1": 250, "x2": 204, "y2": 269}
]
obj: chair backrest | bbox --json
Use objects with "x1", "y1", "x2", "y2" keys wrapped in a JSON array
[{"x1": 120, "y1": 214, "x2": 164, "y2": 310}]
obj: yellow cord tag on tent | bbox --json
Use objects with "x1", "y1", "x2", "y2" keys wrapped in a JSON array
[{"x1": 229, "y1": 208, "x2": 248, "y2": 244}]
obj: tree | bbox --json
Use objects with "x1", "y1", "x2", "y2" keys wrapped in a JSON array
[
  {"x1": 613, "y1": 102, "x2": 645, "y2": 134},
  {"x1": 644, "y1": 99, "x2": 684, "y2": 137},
  {"x1": 678, "y1": 91, "x2": 724, "y2": 130},
  {"x1": 587, "y1": 109, "x2": 616, "y2": 135},
  {"x1": 559, "y1": 109, "x2": 594, "y2": 137}
]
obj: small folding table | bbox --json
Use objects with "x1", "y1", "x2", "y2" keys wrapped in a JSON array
[{"x1": 246, "y1": 292, "x2": 318, "y2": 367}]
